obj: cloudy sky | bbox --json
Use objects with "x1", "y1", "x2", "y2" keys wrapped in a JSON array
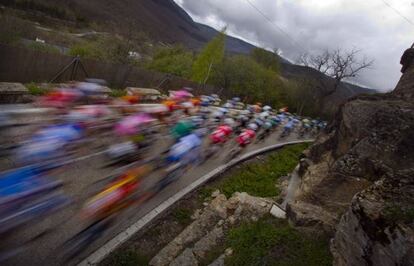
[{"x1": 174, "y1": 0, "x2": 414, "y2": 91}]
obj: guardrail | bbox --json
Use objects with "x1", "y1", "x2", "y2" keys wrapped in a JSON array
[{"x1": 78, "y1": 139, "x2": 314, "y2": 266}]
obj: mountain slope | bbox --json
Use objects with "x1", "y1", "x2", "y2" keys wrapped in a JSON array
[
  {"x1": 2, "y1": 0, "x2": 374, "y2": 97},
  {"x1": 6, "y1": 0, "x2": 256, "y2": 53}
]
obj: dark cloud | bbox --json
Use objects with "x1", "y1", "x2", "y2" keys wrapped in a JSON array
[{"x1": 175, "y1": 0, "x2": 414, "y2": 91}]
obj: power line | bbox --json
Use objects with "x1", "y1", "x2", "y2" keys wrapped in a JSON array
[
  {"x1": 380, "y1": 0, "x2": 414, "y2": 27},
  {"x1": 244, "y1": 0, "x2": 307, "y2": 53}
]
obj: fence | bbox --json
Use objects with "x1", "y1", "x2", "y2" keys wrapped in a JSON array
[{"x1": 0, "y1": 44, "x2": 222, "y2": 96}]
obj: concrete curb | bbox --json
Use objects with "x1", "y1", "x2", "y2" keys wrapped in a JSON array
[{"x1": 78, "y1": 139, "x2": 314, "y2": 266}]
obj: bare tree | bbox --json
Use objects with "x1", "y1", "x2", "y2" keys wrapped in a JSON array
[
  {"x1": 298, "y1": 48, "x2": 373, "y2": 97},
  {"x1": 328, "y1": 49, "x2": 373, "y2": 95},
  {"x1": 298, "y1": 50, "x2": 331, "y2": 74}
]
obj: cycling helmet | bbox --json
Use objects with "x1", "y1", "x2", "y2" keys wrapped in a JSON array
[
  {"x1": 201, "y1": 100, "x2": 210, "y2": 107},
  {"x1": 262, "y1": 105, "x2": 272, "y2": 112},
  {"x1": 224, "y1": 118, "x2": 235, "y2": 127},
  {"x1": 259, "y1": 111, "x2": 270, "y2": 119},
  {"x1": 254, "y1": 118, "x2": 264, "y2": 127},
  {"x1": 219, "y1": 107, "x2": 229, "y2": 114},
  {"x1": 248, "y1": 123, "x2": 258, "y2": 131}
]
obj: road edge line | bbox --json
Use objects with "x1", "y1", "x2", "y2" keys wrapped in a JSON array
[{"x1": 78, "y1": 139, "x2": 314, "y2": 266}]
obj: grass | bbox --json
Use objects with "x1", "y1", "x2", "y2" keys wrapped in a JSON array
[
  {"x1": 103, "y1": 249, "x2": 149, "y2": 266},
  {"x1": 199, "y1": 241, "x2": 226, "y2": 266},
  {"x1": 201, "y1": 143, "x2": 310, "y2": 199},
  {"x1": 26, "y1": 42, "x2": 61, "y2": 54},
  {"x1": 172, "y1": 208, "x2": 192, "y2": 225},
  {"x1": 26, "y1": 82, "x2": 48, "y2": 95},
  {"x1": 225, "y1": 215, "x2": 332, "y2": 266},
  {"x1": 198, "y1": 186, "x2": 215, "y2": 203}
]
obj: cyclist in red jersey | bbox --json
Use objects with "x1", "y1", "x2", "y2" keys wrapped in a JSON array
[{"x1": 236, "y1": 123, "x2": 257, "y2": 147}]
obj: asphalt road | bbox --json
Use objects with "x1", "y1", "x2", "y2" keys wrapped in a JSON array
[{"x1": 0, "y1": 111, "x2": 310, "y2": 266}]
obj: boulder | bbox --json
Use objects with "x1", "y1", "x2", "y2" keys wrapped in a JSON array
[
  {"x1": 229, "y1": 192, "x2": 273, "y2": 217},
  {"x1": 270, "y1": 204, "x2": 286, "y2": 219},
  {"x1": 286, "y1": 201, "x2": 338, "y2": 233},
  {"x1": 169, "y1": 248, "x2": 198, "y2": 266}
]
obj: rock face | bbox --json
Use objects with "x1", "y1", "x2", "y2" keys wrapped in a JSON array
[
  {"x1": 331, "y1": 177, "x2": 414, "y2": 266},
  {"x1": 287, "y1": 46, "x2": 414, "y2": 265}
]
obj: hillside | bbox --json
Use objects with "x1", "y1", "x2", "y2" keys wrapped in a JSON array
[{"x1": 1, "y1": 0, "x2": 373, "y2": 99}]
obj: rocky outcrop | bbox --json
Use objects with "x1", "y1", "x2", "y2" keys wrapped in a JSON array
[
  {"x1": 287, "y1": 46, "x2": 414, "y2": 265},
  {"x1": 395, "y1": 45, "x2": 414, "y2": 99},
  {"x1": 331, "y1": 175, "x2": 414, "y2": 266},
  {"x1": 149, "y1": 191, "x2": 275, "y2": 266}
]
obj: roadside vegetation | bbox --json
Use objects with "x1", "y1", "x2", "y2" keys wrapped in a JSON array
[
  {"x1": 200, "y1": 143, "x2": 310, "y2": 199},
  {"x1": 226, "y1": 215, "x2": 332, "y2": 266},
  {"x1": 25, "y1": 82, "x2": 48, "y2": 95}
]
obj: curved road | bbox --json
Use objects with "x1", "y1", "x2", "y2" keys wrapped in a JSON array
[{"x1": 2, "y1": 127, "x2": 311, "y2": 266}]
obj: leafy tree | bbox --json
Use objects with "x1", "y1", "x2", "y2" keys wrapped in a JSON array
[
  {"x1": 210, "y1": 55, "x2": 286, "y2": 107},
  {"x1": 250, "y1": 47, "x2": 281, "y2": 73},
  {"x1": 146, "y1": 45, "x2": 194, "y2": 78},
  {"x1": 191, "y1": 30, "x2": 226, "y2": 84}
]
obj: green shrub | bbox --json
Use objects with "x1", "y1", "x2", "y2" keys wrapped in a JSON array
[
  {"x1": 26, "y1": 82, "x2": 48, "y2": 95},
  {"x1": 146, "y1": 45, "x2": 194, "y2": 79},
  {"x1": 110, "y1": 89, "x2": 127, "y2": 98}
]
